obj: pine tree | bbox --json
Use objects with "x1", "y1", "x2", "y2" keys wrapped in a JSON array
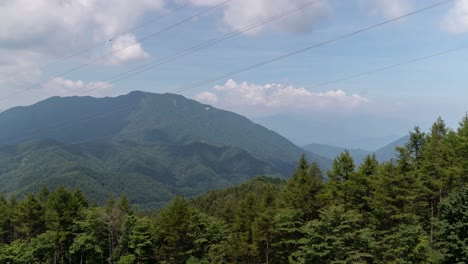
[
  {"x1": 291, "y1": 205, "x2": 375, "y2": 264},
  {"x1": 45, "y1": 186, "x2": 86, "y2": 264},
  {"x1": 350, "y1": 154, "x2": 379, "y2": 215},
  {"x1": 327, "y1": 150, "x2": 356, "y2": 209},
  {"x1": 419, "y1": 118, "x2": 458, "y2": 242},
  {"x1": 281, "y1": 158, "x2": 324, "y2": 221},
  {"x1": 435, "y1": 187, "x2": 468, "y2": 263},
  {"x1": 15, "y1": 193, "x2": 45, "y2": 241},
  {"x1": 153, "y1": 196, "x2": 192, "y2": 263}
]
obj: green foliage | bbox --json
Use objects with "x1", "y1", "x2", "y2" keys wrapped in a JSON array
[
  {"x1": 281, "y1": 156, "x2": 324, "y2": 220},
  {"x1": 0, "y1": 139, "x2": 283, "y2": 209},
  {"x1": 436, "y1": 187, "x2": 468, "y2": 263},
  {"x1": 0, "y1": 115, "x2": 467, "y2": 263},
  {"x1": 0, "y1": 92, "x2": 335, "y2": 209},
  {"x1": 291, "y1": 206, "x2": 375, "y2": 264},
  {"x1": 327, "y1": 150, "x2": 356, "y2": 208}
]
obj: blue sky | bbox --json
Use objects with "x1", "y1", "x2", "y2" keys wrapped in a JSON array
[{"x1": 0, "y1": 0, "x2": 467, "y2": 149}]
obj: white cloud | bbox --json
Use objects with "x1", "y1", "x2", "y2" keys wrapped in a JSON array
[
  {"x1": 184, "y1": 0, "x2": 329, "y2": 35},
  {"x1": 441, "y1": 0, "x2": 468, "y2": 34},
  {"x1": 194, "y1": 79, "x2": 369, "y2": 116},
  {"x1": 106, "y1": 33, "x2": 150, "y2": 65},
  {"x1": 360, "y1": 0, "x2": 412, "y2": 18},
  {"x1": 194, "y1": 91, "x2": 218, "y2": 104},
  {"x1": 0, "y1": 0, "x2": 164, "y2": 56},
  {"x1": 42, "y1": 77, "x2": 117, "y2": 98},
  {"x1": 0, "y1": 0, "x2": 164, "y2": 110},
  {"x1": 0, "y1": 77, "x2": 118, "y2": 112}
]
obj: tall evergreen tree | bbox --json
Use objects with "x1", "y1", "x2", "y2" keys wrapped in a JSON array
[
  {"x1": 327, "y1": 150, "x2": 356, "y2": 209},
  {"x1": 282, "y1": 158, "x2": 324, "y2": 220},
  {"x1": 419, "y1": 118, "x2": 458, "y2": 242}
]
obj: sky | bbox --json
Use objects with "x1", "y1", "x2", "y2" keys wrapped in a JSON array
[{"x1": 0, "y1": 0, "x2": 467, "y2": 150}]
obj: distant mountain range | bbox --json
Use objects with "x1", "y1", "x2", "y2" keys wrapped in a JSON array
[
  {"x1": 0, "y1": 91, "x2": 332, "y2": 207},
  {"x1": 303, "y1": 135, "x2": 410, "y2": 164}
]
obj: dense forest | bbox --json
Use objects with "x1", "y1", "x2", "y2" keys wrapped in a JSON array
[
  {"x1": 0, "y1": 91, "x2": 332, "y2": 206},
  {"x1": 0, "y1": 116, "x2": 467, "y2": 263}
]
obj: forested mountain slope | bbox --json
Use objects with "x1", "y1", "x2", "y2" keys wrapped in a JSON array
[
  {"x1": 0, "y1": 139, "x2": 279, "y2": 208},
  {"x1": 0, "y1": 91, "x2": 332, "y2": 206},
  {"x1": 0, "y1": 91, "x2": 331, "y2": 171}
]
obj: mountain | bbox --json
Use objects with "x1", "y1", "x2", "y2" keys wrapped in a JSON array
[
  {"x1": 0, "y1": 91, "x2": 332, "y2": 207},
  {"x1": 0, "y1": 139, "x2": 278, "y2": 208},
  {"x1": 374, "y1": 135, "x2": 410, "y2": 161},
  {"x1": 303, "y1": 135, "x2": 410, "y2": 165},
  {"x1": 303, "y1": 143, "x2": 371, "y2": 165},
  {"x1": 253, "y1": 113, "x2": 407, "y2": 150}
]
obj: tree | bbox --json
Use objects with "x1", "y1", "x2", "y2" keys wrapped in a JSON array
[
  {"x1": 227, "y1": 192, "x2": 259, "y2": 263},
  {"x1": 70, "y1": 207, "x2": 107, "y2": 263},
  {"x1": 104, "y1": 195, "x2": 130, "y2": 264},
  {"x1": 281, "y1": 158, "x2": 324, "y2": 220},
  {"x1": 351, "y1": 154, "x2": 379, "y2": 215},
  {"x1": 153, "y1": 196, "x2": 192, "y2": 263},
  {"x1": 327, "y1": 150, "x2": 356, "y2": 209},
  {"x1": 435, "y1": 187, "x2": 468, "y2": 263},
  {"x1": 419, "y1": 118, "x2": 458, "y2": 241},
  {"x1": 452, "y1": 113, "x2": 468, "y2": 184},
  {"x1": 291, "y1": 206, "x2": 375, "y2": 264},
  {"x1": 128, "y1": 216, "x2": 153, "y2": 263},
  {"x1": 15, "y1": 193, "x2": 45, "y2": 241},
  {"x1": 45, "y1": 186, "x2": 86, "y2": 264},
  {"x1": 0, "y1": 193, "x2": 13, "y2": 245},
  {"x1": 407, "y1": 126, "x2": 426, "y2": 164}
]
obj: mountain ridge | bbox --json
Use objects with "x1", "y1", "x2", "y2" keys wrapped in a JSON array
[
  {"x1": 0, "y1": 91, "x2": 332, "y2": 207},
  {"x1": 303, "y1": 135, "x2": 410, "y2": 164}
]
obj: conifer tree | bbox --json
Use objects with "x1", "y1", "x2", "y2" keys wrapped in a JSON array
[
  {"x1": 327, "y1": 150, "x2": 356, "y2": 209},
  {"x1": 435, "y1": 187, "x2": 468, "y2": 263}
]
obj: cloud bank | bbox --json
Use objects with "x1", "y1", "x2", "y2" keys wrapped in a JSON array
[
  {"x1": 194, "y1": 79, "x2": 369, "y2": 116},
  {"x1": 0, "y1": 0, "x2": 164, "y2": 109},
  {"x1": 184, "y1": 0, "x2": 329, "y2": 35}
]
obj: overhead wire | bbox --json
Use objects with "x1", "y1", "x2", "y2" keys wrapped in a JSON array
[
  {"x1": 0, "y1": 0, "x2": 232, "y2": 102},
  {"x1": 2, "y1": 0, "x2": 323, "y2": 142},
  {"x1": 224, "y1": 44, "x2": 468, "y2": 110},
  {"x1": 0, "y1": 3, "x2": 192, "y2": 84},
  {"x1": 60, "y1": 0, "x2": 323, "y2": 96},
  {"x1": 170, "y1": 0, "x2": 454, "y2": 94},
  {"x1": 0, "y1": 0, "x2": 457, "y2": 153}
]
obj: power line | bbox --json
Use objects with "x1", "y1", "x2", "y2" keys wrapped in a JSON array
[
  {"x1": 0, "y1": 0, "x2": 232, "y2": 102},
  {"x1": 224, "y1": 44, "x2": 468, "y2": 110},
  {"x1": 0, "y1": 0, "x2": 456, "y2": 150},
  {"x1": 8, "y1": 43, "x2": 465, "y2": 156},
  {"x1": 114, "y1": 0, "x2": 322, "y2": 78},
  {"x1": 0, "y1": 3, "x2": 192, "y2": 84},
  {"x1": 64, "y1": 0, "x2": 323, "y2": 96},
  {"x1": 171, "y1": 0, "x2": 454, "y2": 94},
  {"x1": 61, "y1": 0, "x2": 451, "y2": 98},
  {"x1": 2, "y1": 0, "x2": 323, "y2": 142}
]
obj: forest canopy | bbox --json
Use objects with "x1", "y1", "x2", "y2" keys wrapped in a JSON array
[{"x1": 0, "y1": 115, "x2": 467, "y2": 263}]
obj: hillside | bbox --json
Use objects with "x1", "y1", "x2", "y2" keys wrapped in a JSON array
[
  {"x1": 0, "y1": 139, "x2": 280, "y2": 208},
  {"x1": 0, "y1": 91, "x2": 332, "y2": 207},
  {"x1": 0, "y1": 91, "x2": 331, "y2": 171},
  {"x1": 0, "y1": 114, "x2": 466, "y2": 264}
]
